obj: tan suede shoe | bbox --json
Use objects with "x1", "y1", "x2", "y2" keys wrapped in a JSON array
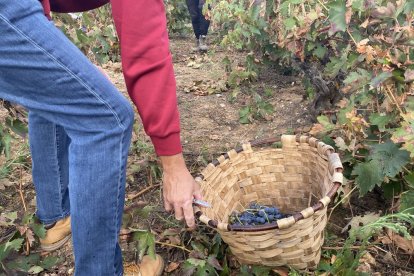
[
  {"x1": 40, "y1": 216, "x2": 71, "y2": 252},
  {"x1": 124, "y1": 254, "x2": 165, "y2": 276}
]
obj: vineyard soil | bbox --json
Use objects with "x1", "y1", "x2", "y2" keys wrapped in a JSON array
[{"x1": 0, "y1": 35, "x2": 412, "y2": 275}]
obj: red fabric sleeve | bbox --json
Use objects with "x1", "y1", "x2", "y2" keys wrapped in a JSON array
[
  {"x1": 40, "y1": 0, "x2": 51, "y2": 20},
  {"x1": 110, "y1": 0, "x2": 182, "y2": 156},
  {"x1": 49, "y1": 0, "x2": 109, "y2": 13}
]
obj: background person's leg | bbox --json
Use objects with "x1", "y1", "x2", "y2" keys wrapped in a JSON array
[
  {"x1": 29, "y1": 112, "x2": 70, "y2": 224},
  {"x1": 186, "y1": 0, "x2": 201, "y2": 39},
  {"x1": 0, "y1": 1, "x2": 133, "y2": 275},
  {"x1": 198, "y1": 2, "x2": 210, "y2": 37}
]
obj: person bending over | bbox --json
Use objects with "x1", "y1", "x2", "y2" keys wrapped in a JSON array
[{"x1": 0, "y1": 0, "x2": 202, "y2": 275}]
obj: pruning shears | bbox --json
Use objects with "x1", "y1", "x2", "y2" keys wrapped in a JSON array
[{"x1": 193, "y1": 198, "x2": 212, "y2": 208}]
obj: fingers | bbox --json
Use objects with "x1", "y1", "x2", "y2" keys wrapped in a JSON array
[
  {"x1": 162, "y1": 174, "x2": 202, "y2": 229},
  {"x1": 172, "y1": 200, "x2": 196, "y2": 230},
  {"x1": 193, "y1": 188, "x2": 203, "y2": 201},
  {"x1": 193, "y1": 179, "x2": 203, "y2": 200},
  {"x1": 183, "y1": 201, "x2": 195, "y2": 229},
  {"x1": 163, "y1": 191, "x2": 173, "y2": 212},
  {"x1": 174, "y1": 204, "x2": 184, "y2": 221}
]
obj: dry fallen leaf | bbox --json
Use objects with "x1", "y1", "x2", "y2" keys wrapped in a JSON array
[
  {"x1": 309, "y1": 123, "x2": 325, "y2": 136},
  {"x1": 379, "y1": 229, "x2": 414, "y2": 254},
  {"x1": 356, "y1": 252, "x2": 376, "y2": 274},
  {"x1": 26, "y1": 228, "x2": 35, "y2": 247},
  {"x1": 341, "y1": 212, "x2": 381, "y2": 237},
  {"x1": 165, "y1": 262, "x2": 180, "y2": 273},
  {"x1": 330, "y1": 254, "x2": 337, "y2": 264},
  {"x1": 272, "y1": 267, "x2": 289, "y2": 276},
  {"x1": 335, "y1": 137, "x2": 348, "y2": 151},
  {"x1": 209, "y1": 135, "x2": 220, "y2": 140}
]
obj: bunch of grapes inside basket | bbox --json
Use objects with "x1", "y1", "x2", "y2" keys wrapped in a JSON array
[{"x1": 229, "y1": 202, "x2": 288, "y2": 226}]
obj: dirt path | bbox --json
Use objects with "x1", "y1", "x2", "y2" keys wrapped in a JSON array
[
  {"x1": 104, "y1": 36, "x2": 312, "y2": 158},
  {"x1": 173, "y1": 37, "x2": 313, "y2": 154},
  {"x1": 0, "y1": 35, "x2": 412, "y2": 276}
]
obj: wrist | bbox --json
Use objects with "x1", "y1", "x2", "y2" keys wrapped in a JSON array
[{"x1": 159, "y1": 153, "x2": 187, "y2": 173}]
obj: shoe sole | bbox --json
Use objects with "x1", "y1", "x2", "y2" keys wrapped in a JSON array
[{"x1": 40, "y1": 234, "x2": 71, "y2": 252}]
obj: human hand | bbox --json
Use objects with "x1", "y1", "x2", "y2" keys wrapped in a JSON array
[{"x1": 160, "y1": 153, "x2": 202, "y2": 229}]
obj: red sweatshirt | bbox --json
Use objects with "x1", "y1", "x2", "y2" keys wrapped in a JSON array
[{"x1": 41, "y1": 0, "x2": 182, "y2": 156}]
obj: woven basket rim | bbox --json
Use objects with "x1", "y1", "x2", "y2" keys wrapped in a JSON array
[{"x1": 194, "y1": 134, "x2": 344, "y2": 232}]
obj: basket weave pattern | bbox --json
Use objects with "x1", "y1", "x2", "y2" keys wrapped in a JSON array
[{"x1": 195, "y1": 135, "x2": 343, "y2": 269}]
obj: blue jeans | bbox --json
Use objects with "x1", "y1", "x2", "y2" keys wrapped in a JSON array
[{"x1": 0, "y1": 1, "x2": 134, "y2": 275}]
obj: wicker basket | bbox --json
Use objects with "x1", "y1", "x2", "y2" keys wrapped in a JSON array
[{"x1": 194, "y1": 135, "x2": 343, "y2": 270}]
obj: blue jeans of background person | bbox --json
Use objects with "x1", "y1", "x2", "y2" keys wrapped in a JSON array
[
  {"x1": 0, "y1": 1, "x2": 134, "y2": 275},
  {"x1": 186, "y1": 0, "x2": 210, "y2": 39}
]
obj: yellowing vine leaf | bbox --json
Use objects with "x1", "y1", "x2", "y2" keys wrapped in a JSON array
[{"x1": 328, "y1": 0, "x2": 347, "y2": 35}]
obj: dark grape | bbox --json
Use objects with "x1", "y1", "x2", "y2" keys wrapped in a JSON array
[
  {"x1": 229, "y1": 202, "x2": 287, "y2": 227},
  {"x1": 257, "y1": 217, "x2": 265, "y2": 224}
]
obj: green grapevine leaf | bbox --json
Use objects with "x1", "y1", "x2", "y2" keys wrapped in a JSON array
[
  {"x1": 195, "y1": 264, "x2": 215, "y2": 276},
  {"x1": 5, "y1": 118, "x2": 28, "y2": 138},
  {"x1": 313, "y1": 44, "x2": 327, "y2": 59},
  {"x1": 187, "y1": 258, "x2": 206, "y2": 267},
  {"x1": 328, "y1": 0, "x2": 347, "y2": 34},
  {"x1": 40, "y1": 256, "x2": 60, "y2": 269},
  {"x1": 191, "y1": 241, "x2": 206, "y2": 254},
  {"x1": 400, "y1": 190, "x2": 414, "y2": 214},
  {"x1": 404, "y1": 172, "x2": 414, "y2": 189},
  {"x1": 133, "y1": 230, "x2": 156, "y2": 260},
  {"x1": 337, "y1": 99, "x2": 354, "y2": 125},
  {"x1": 317, "y1": 115, "x2": 335, "y2": 131},
  {"x1": 369, "y1": 113, "x2": 394, "y2": 132},
  {"x1": 252, "y1": 265, "x2": 271, "y2": 275},
  {"x1": 240, "y1": 265, "x2": 252, "y2": 276},
  {"x1": 181, "y1": 261, "x2": 196, "y2": 276},
  {"x1": 352, "y1": 160, "x2": 383, "y2": 196},
  {"x1": 404, "y1": 1, "x2": 414, "y2": 15},
  {"x1": 371, "y1": 141, "x2": 410, "y2": 178},
  {"x1": 343, "y1": 69, "x2": 371, "y2": 92},
  {"x1": 28, "y1": 266, "x2": 44, "y2": 274},
  {"x1": 382, "y1": 181, "x2": 402, "y2": 199},
  {"x1": 0, "y1": 238, "x2": 24, "y2": 262},
  {"x1": 351, "y1": 0, "x2": 364, "y2": 11},
  {"x1": 370, "y1": 71, "x2": 393, "y2": 88},
  {"x1": 324, "y1": 53, "x2": 348, "y2": 78},
  {"x1": 2, "y1": 212, "x2": 17, "y2": 225},
  {"x1": 392, "y1": 117, "x2": 414, "y2": 157},
  {"x1": 239, "y1": 106, "x2": 252, "y2": 124},
  {"x1": 135, "y1": 206, "x2": 155, "y2": 219},
  {"x1": 1, "y1": 132, "x2": 11, "y2": 158},
  {"x1": 283, "y1": 17, "x2": 296, "y2": 30},
  {"x1": 30, "y1": 222, "x2": 46, "y2": 239}
]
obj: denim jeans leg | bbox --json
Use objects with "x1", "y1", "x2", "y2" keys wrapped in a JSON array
[
  {"x1": 29, "y1": 112, "x2": 70, "y2": 224},
  {"x1": 0, "y1": 1, "x2": 134, "y2": 275}
]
